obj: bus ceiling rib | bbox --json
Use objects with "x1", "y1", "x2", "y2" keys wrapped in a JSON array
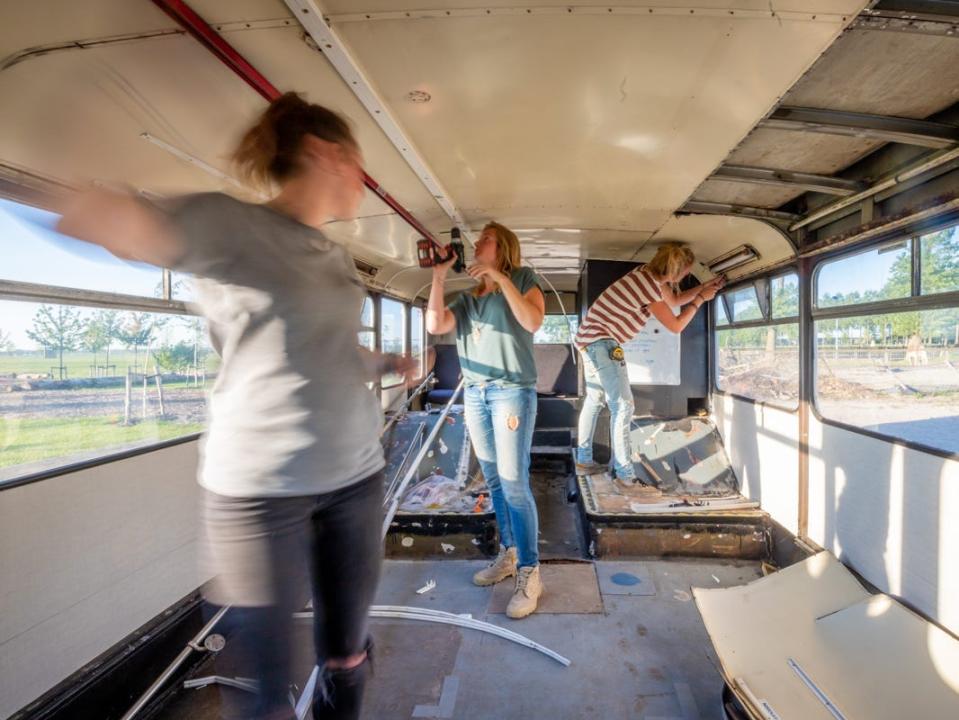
[{"x1": 149, "y1": 0, "x2": 440, "y2": 247}]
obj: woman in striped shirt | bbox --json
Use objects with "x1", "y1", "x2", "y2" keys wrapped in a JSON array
[{"x1": 574, "y1": 243, "x2": 724, "y2": 486}]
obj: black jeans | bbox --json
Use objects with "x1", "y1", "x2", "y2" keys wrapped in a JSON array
[{"x1": 202, "y1": 472, "x2": 384, "y2": 717}]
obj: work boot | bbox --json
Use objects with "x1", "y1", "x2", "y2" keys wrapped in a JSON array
[
  {"x1": 575, "y1": 459, "x2": 606, "y2": 476},
  {"x1": 507, "y1": 565, "x2": 544, "y2": 619},
  {"x1": 472, "y1": 545, "x2": 517, "y2": 586}
]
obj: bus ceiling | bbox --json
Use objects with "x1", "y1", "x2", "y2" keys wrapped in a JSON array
[{"x1": 1, "y1": 1, "x2": 958, "y2": 297}]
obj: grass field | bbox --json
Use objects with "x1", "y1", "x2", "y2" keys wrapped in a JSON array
[
  {"x1": 0, "y1": 351, "x2": 219, "y2": 378},
  {"x1": 0, "y1": 415, "x2": 204, "y2": 470}
]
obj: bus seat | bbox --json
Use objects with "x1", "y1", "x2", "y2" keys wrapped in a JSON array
[
  {"x1": 533, "y1": 344, "x2": 579, "y2": 397},
  {"x1": 426, "y1": 344, "x2": 463, "y2": 404}
]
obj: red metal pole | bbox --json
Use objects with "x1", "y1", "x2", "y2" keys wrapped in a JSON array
[{"x1": 150, "y1": 0, "x2": 438, "y2": 244}]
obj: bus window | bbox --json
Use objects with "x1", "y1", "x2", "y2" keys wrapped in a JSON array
[
  {"x1": 715, "y1": 273, "x2": 800, "y2": 409},
  {"x1": 0, "y1": 197, "x2": 163, "y2": 298},
  {"x1": 0, "y1": 299, "x2": 214, "y2": 484},
  {"x1": 533, "y1": 315, "x2": 579, "y2": 344},
  {"x1": 727, "y1": 285, "x2": 762, "y2": 323},
  {"x1": 358, "y1": 296, "x2": 375, "y2": 351},
  {"x1": 380, "y1": 297, "x2": 406, "y2": 388},
  {"x1": 920, "y1": 225, "x2": 959, "y2": 296},
  {"x1": 816, "y1": 240, "x2": 911, "y2": 308},
  {"x1": 814, "y1": 227, "x2": 959, "y2": 455}
]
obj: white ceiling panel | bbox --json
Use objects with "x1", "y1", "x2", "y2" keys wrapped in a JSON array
[{"x1": 323, "y1": 2, "x2": 866, "y2": 241}]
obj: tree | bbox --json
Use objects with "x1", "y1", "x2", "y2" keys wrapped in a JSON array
[
  {"x1": 82, "y1": 318, "x2": 111, "y2": 372},
  {"x1": 116, "y1": 312, "x2": 166, "y2": 372},
  {"x1": 26, "y1": 305, "x2": 84, "y2": 378},
  {"x1": 154, "y1": 342, "x2": 195, "y2": 373},
  {"x1": 93, "y1": 310, "x2": 123, "y2": 368},
  {"x1": 0, "y1": 329, "x2": 14, "y2": 353}
]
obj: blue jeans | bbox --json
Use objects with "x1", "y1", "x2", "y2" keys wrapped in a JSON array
[
  {"x1": 576, "y1": 339, "x2": 636, "y2": 480},
  {"x1": 463, "y1": 383, "x2": 539, "y2": 568}
]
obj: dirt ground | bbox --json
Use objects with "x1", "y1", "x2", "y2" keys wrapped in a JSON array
[{"x1": 0, "y1": 384, "x2": 208, "y2": 423}]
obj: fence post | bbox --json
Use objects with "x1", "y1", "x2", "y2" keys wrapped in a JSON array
[
  {"x1": 155, "y1": 374, "x2": 166, "y2": 417},
  {"x1": 142, "y1": 373, "x2": 148, "y2": 418},
  {"x1": 124, "y1": 368, "x2": 132, "y2": 425}
]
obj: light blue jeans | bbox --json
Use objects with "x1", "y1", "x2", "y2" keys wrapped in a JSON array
[
  {"x1": 463, "y1": 383, "x2": 539, "y2": 568},
  {"x1": 576, "y1": 339, "x2": 637, "y2": 481}
]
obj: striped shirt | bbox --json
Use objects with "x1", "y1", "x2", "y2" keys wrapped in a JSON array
[{"x1": 574, "y1": 266, "x2": 664, "y2": 350}]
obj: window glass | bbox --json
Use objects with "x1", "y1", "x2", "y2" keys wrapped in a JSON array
[
  {"x1": 816, "y1": 241, "x2": 911, "y2": 308},
  {"x1": 771, "y1": 272, "x2": 799, "y2": 318},
  {"x1": 171, "y1": 272, "x2": 196, "y2": 302},
  {"x1": 410, "y1": 306, "x2": 424, "y2": 377},
  {"x1": 815, "y1": 307, "x2": 959, "y2": 454},
  {"x1": 533, "y1": 315, "x2": 579, "y2": 344},
  {"x1": 920, "y1": 225, "x2": 959, "y2": 296},
  {"x1": 715, "y1": 298, "x2": 730, "y2": 326},
  {"x1": 358, "y1": 297, "x2": 375, "y2": 351},
  {"x1": 728, "y1": 285, "x2": 763, "y2": 323},
  {"x1": 715, "y1": 323, "x2": 799, "y2": 408},
  {"x1": 380, "y1": 298, "x2": 406, "y2": 387},
  {"x1": 0, "y1": 197, "x2": 163, "y2": 297},
  {"x1": 0, "y1": 299, "x2": 215, "y2": 483}
]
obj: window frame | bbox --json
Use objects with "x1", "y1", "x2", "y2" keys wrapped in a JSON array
[
  {"x1": 810, "y1": 223, "x2": 959, "y2": 461},
  {"x1": 711, "y1": 267, "x2": 801, "y2": 413}
]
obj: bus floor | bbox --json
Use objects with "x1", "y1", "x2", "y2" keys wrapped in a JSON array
[{"x1": 157, "y1": 561, "x2": 762, "y2": 718}]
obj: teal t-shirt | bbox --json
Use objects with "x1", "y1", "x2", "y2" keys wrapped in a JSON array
[{"x1": 449, "y1": 267, "x2": 542, "y2": 387}]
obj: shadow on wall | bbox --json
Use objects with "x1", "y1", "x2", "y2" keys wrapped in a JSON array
[
  {"x1": 727, "y1": 395, "x2": 761, "y2": 504},
  {"x1": 821, "y1": 424, "x2": 942, "y2": 625}
]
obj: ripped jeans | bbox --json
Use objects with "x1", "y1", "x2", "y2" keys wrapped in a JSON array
[{"x1": 463, "y1": 383, "x2": 539, "y2": 568}]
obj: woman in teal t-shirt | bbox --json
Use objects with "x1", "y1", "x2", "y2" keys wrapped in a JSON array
[{"x1": 426, "y1": 222, "x2": 547, "y2": 618}]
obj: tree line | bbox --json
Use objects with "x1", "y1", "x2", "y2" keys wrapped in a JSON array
[{"x1": 4, "y1": 305, "x2": 207, "y2": 379}]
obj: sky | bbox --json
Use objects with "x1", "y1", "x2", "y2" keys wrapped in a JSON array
[{"x1": 0, "y1": 198, "x2": 192, "y2": 348}]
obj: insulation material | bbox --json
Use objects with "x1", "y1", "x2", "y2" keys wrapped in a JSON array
[
  {"x1": 694, "y1": 552, "x2": 959, "y2": 719},
  {"x1": 579, "y1": 417, "x2": 751, "y2": 515},
  {"x1": 383, "y1": 409, "x2": 490, "y2": 515}
]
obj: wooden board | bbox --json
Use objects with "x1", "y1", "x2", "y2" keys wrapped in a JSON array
[{"x1": 694, "y1": 552, "x2": 959, "y2": 719}]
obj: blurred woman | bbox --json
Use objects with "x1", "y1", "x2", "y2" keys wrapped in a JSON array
[
  {"x1": 59, "y1": 92, "x2": 414, "y2": 720},
  {"x1": 574, "y1": 243, "x2": 723, "y2": 487},
  {"x1": 426, "y1": 222, "x2": 546, "y2": 618}
]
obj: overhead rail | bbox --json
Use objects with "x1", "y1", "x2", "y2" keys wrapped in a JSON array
[
  {"x1": 762, "y1": 106, "x2": 959, "y2": 149},
  {"x1": 282, "y1": 0, "x2": 474, "y2": 246},
  {"x1": 149, "y1": 0, "x2": 442, "y2": 247}
]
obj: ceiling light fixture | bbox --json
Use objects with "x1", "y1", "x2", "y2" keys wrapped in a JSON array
[{"x1": 707, "y1": 244, "x2": 759, "y2": 274}]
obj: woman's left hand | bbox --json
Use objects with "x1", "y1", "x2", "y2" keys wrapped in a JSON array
[{"x1": 467, "y1": 263, "x2": 508, "y2": 287}]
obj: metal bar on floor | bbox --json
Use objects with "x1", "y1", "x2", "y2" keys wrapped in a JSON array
[
  {"x1": 381, "y1": 379, "x2": 465, "y2": 538},
  {"x1": 120, "y1": 605, "x2": 230, "y2": 720}
]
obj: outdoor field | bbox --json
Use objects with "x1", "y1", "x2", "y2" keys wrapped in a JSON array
[{"x1": 0, "y1": 350, "x2": 214, "y2": 480}]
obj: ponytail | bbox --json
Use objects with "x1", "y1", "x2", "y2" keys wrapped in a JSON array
[{"x1": 232, "y1": 92, "x2": 355, "y2": 188}]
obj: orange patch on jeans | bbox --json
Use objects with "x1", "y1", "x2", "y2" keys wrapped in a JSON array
[{"x1": 505, "y1": 415, "x2": 520, "y2": 432}]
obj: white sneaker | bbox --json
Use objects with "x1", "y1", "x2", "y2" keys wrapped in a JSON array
[{"x1": 472, "y1": 545, "x2": 517, "y2": 586}]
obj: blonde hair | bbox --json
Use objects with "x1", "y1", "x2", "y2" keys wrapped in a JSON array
[
  {"x1": 646, "y1": 243, "x2": 695, "y2": 281},
  {"x1": 474, "y1": 221, "x2": 522, "y2": 295},
  {"x1": 232, "y1": 92, "x2": 356, "y2": 188}
]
